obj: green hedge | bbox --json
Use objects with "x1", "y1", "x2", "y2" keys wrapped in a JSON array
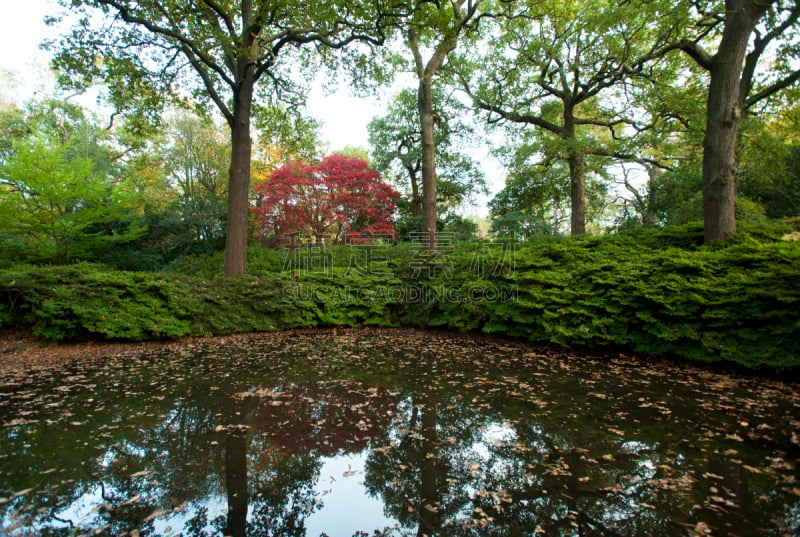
[
  {"x1": 483, "y1": 233, "x2": 800, "y2": 369},
  {"x1": 1, "y1": 222, "x2": 798, "y2": 371}
]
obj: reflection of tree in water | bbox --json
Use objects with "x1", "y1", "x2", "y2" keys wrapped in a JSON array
[
  {"x1": 463, "y1": 424, "x2": 676, "y2": 536},
  {"x1": 210, "y1": 379, "x2": 401, "y2": 537},
  {"x1": 0, "y1": 371, "x2": 399, "y2": 536},
  {"x1": 0, "y1": 360, "x2": 231, "y2": 536},
  {"x1": 364, "y1": 395, "x2": 496, "y2": 535},
  {"x1": 2, "y1": 333, "x2": 800, "y2": 536},
  {"x1": 363, "y1": 392, "x2": 789, "y2": 537}
]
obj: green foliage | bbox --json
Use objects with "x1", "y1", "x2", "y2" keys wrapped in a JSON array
[
  {"x1": 738, "y1": 104, "x2": 800, "y2": 219},
  {"x1": 392, "y1": 214, "x2": 478, "y2": 242},
  {"x1": 488, "y1": 158, "x2": 611, "y2": 238},
  {"x1": 0, "y1": 264, "x2": 192, "y2": 340},
  {"x1": 670, "y1": 193, "x2": 767, "y2": 225},
  {"x1": 485, "y1": 221, "x2": 800, "y2": 370},
  {"x1": 647, "y1": 165, "x2": 703, "y2": 225},
  {"x1": 1, "y1": 223, "x2": 798, "y2": 371},
  {"x1": 0, "y1": 135, "x2": 145, "y2": 265},
  {"x1": 368, "y1": 88, "x2": 485, "y2": 218}
]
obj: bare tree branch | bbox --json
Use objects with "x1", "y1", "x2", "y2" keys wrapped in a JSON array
[{"x1": 744, "y1": 68, "x2": 800, "y2": 108}]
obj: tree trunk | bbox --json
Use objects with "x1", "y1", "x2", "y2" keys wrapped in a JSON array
[
  {"x1": 567, "y1": 154, "x2": 586, "y2": 235},
  {"x1": 702, "y1": 1, "x2": 769, "y2": 243},
  {"x1": 224, "y1": 76, "x2": 255, "y2": 276},
  {"x1": 417, "y1": 401, "x2": 439, "y2": 537},
  {"x1": 563, "y1": 104, "x2": 585, "y2": 235},
  {"x1": 409, "y1": 167, "x2": 422, "y2": 218},
  {"x1": 418, "y1": 77, "x2": 437, "y2": 250},
  {"x1": 224, "y1": 393, "x2": 249, "y2": 536}
]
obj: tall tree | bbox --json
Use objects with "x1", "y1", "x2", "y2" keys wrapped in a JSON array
[
  {"x1": 665, "y1": 0, "x2": 800, "y2": 242},
  {"x1": 403, "y1": 0, "x2": 486, "y2": 249},
  {"x1": 368, "y1": 87, "x2": 485, "y2": 219},
  {"x1": 49, "y1": 0, "x2": 393, "y2": 275},
  {"x1": 461, "y1": 0, "x2": 685, "y2": 235}
]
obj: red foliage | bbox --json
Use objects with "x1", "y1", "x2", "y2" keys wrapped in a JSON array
[
  {"x1": 248, "y1": 381, "x2": 397, "y2": 457},
  {"x1": 252, "y1": 154, "x2": 399, "y2": 244}
]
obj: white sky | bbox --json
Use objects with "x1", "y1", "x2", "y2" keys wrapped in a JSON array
[
  {"x1": 0, "y1": 0, "x2": 501, "y2": 216},
  {"x1": 0, "y1": 0, "x2": 57, "y2": 100}
]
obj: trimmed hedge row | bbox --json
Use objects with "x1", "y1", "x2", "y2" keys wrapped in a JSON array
[{"x1": 1, "y1": 222, "x2": 798, "y2": 371}]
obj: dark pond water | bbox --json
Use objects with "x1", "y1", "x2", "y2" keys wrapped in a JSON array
[{"x1": 1, "y1": 329, "x2": 799, "y2": 536}]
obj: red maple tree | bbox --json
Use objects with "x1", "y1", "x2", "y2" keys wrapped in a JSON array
[{"x1": 252, "y1": 154, "x2": 399, "y2": 245}]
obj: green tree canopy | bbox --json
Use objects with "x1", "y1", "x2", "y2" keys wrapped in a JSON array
[
  {"x1": 368, "y1": 87, "x2": 485, "y2": 219},
  {"x1": 461, "y1": 0, "x2": 687, "y2": 235},
  {"x1": 49, "y1": 0, "x2": 396, "y2": 275},
  {"x1": 0, "y1": 135, "x2": 144, "y2": 264}
]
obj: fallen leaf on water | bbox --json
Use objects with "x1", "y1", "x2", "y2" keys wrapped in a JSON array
[
  {"x1": 92, "y1": 503, "x2": 112, "y2": 513},
  {"x1": 122, "y1": 494, "x2": 141, "y2": 506},
  {"x1": 130, "y1": 470, "x2": 155, "y2": 478},
  {"x1": 741, "y1": 465, "x2": 763, "y2": 474}
]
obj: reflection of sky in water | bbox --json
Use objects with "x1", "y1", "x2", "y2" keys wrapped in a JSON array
[
  {"x1": 305, "y1": 452, "x2": 400, "y2": 537},
  {"x1": 1, "y1": 330, "x2": 799, "y2": 536},
  {"x1": 42, "y1": 420, "x2": 523, "y2": 535},
  {"x1": 31, "y1": 432, "x2": 655, "y2": 537},
  {"x1": 474, "y1": 422, "x2": 518, "y2": 460},
  {"x1": 47, "y1": 486, "x2": 228, "y2": 535},
  {"x1": 28, "y1": 450, "x2": 400, "y2": 535}
]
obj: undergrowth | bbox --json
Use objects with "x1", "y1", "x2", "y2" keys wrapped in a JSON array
[{"x1": 1, "y1": 221, "x2": 798, "y2": 371}]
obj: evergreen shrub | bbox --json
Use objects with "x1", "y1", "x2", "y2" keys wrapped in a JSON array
[{"x1": 1, "y1": 221, "x2": 798, "y2": 370}]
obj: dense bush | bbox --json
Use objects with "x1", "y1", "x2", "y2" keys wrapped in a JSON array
[
  {"x1": 483, "y1": 230, "x2": 800, "y2": 369},
  {"x1": 0, "y1": 264, "x2": 194, "y2": 340},
  {"x1": 1, "y1": 222, "x2": 798, "y2": 371}
]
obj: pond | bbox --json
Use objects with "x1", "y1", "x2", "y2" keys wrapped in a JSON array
[{"x1": 1, "y1": 328, "x2": 799, "y2": 536}]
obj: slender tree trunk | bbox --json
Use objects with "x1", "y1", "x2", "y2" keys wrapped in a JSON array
[
  {"x1": 418, "y1": 77, "x2": 437, "y2": 250},
  {"x1": 702, "y1": 1, "x2": 769, "y2": 243},
  {"x1": 409, "y1": 169, "x2": 422, "y2": 218},
  {"x1": 224, "y1": 74, "x2": 255, "y2": 276},
  {"x1": 563, "y1": 104, "x2": 585, "y2": 235},
  {"x1": 407, "y1": 9, "x2": 466, "y2": 250}
]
